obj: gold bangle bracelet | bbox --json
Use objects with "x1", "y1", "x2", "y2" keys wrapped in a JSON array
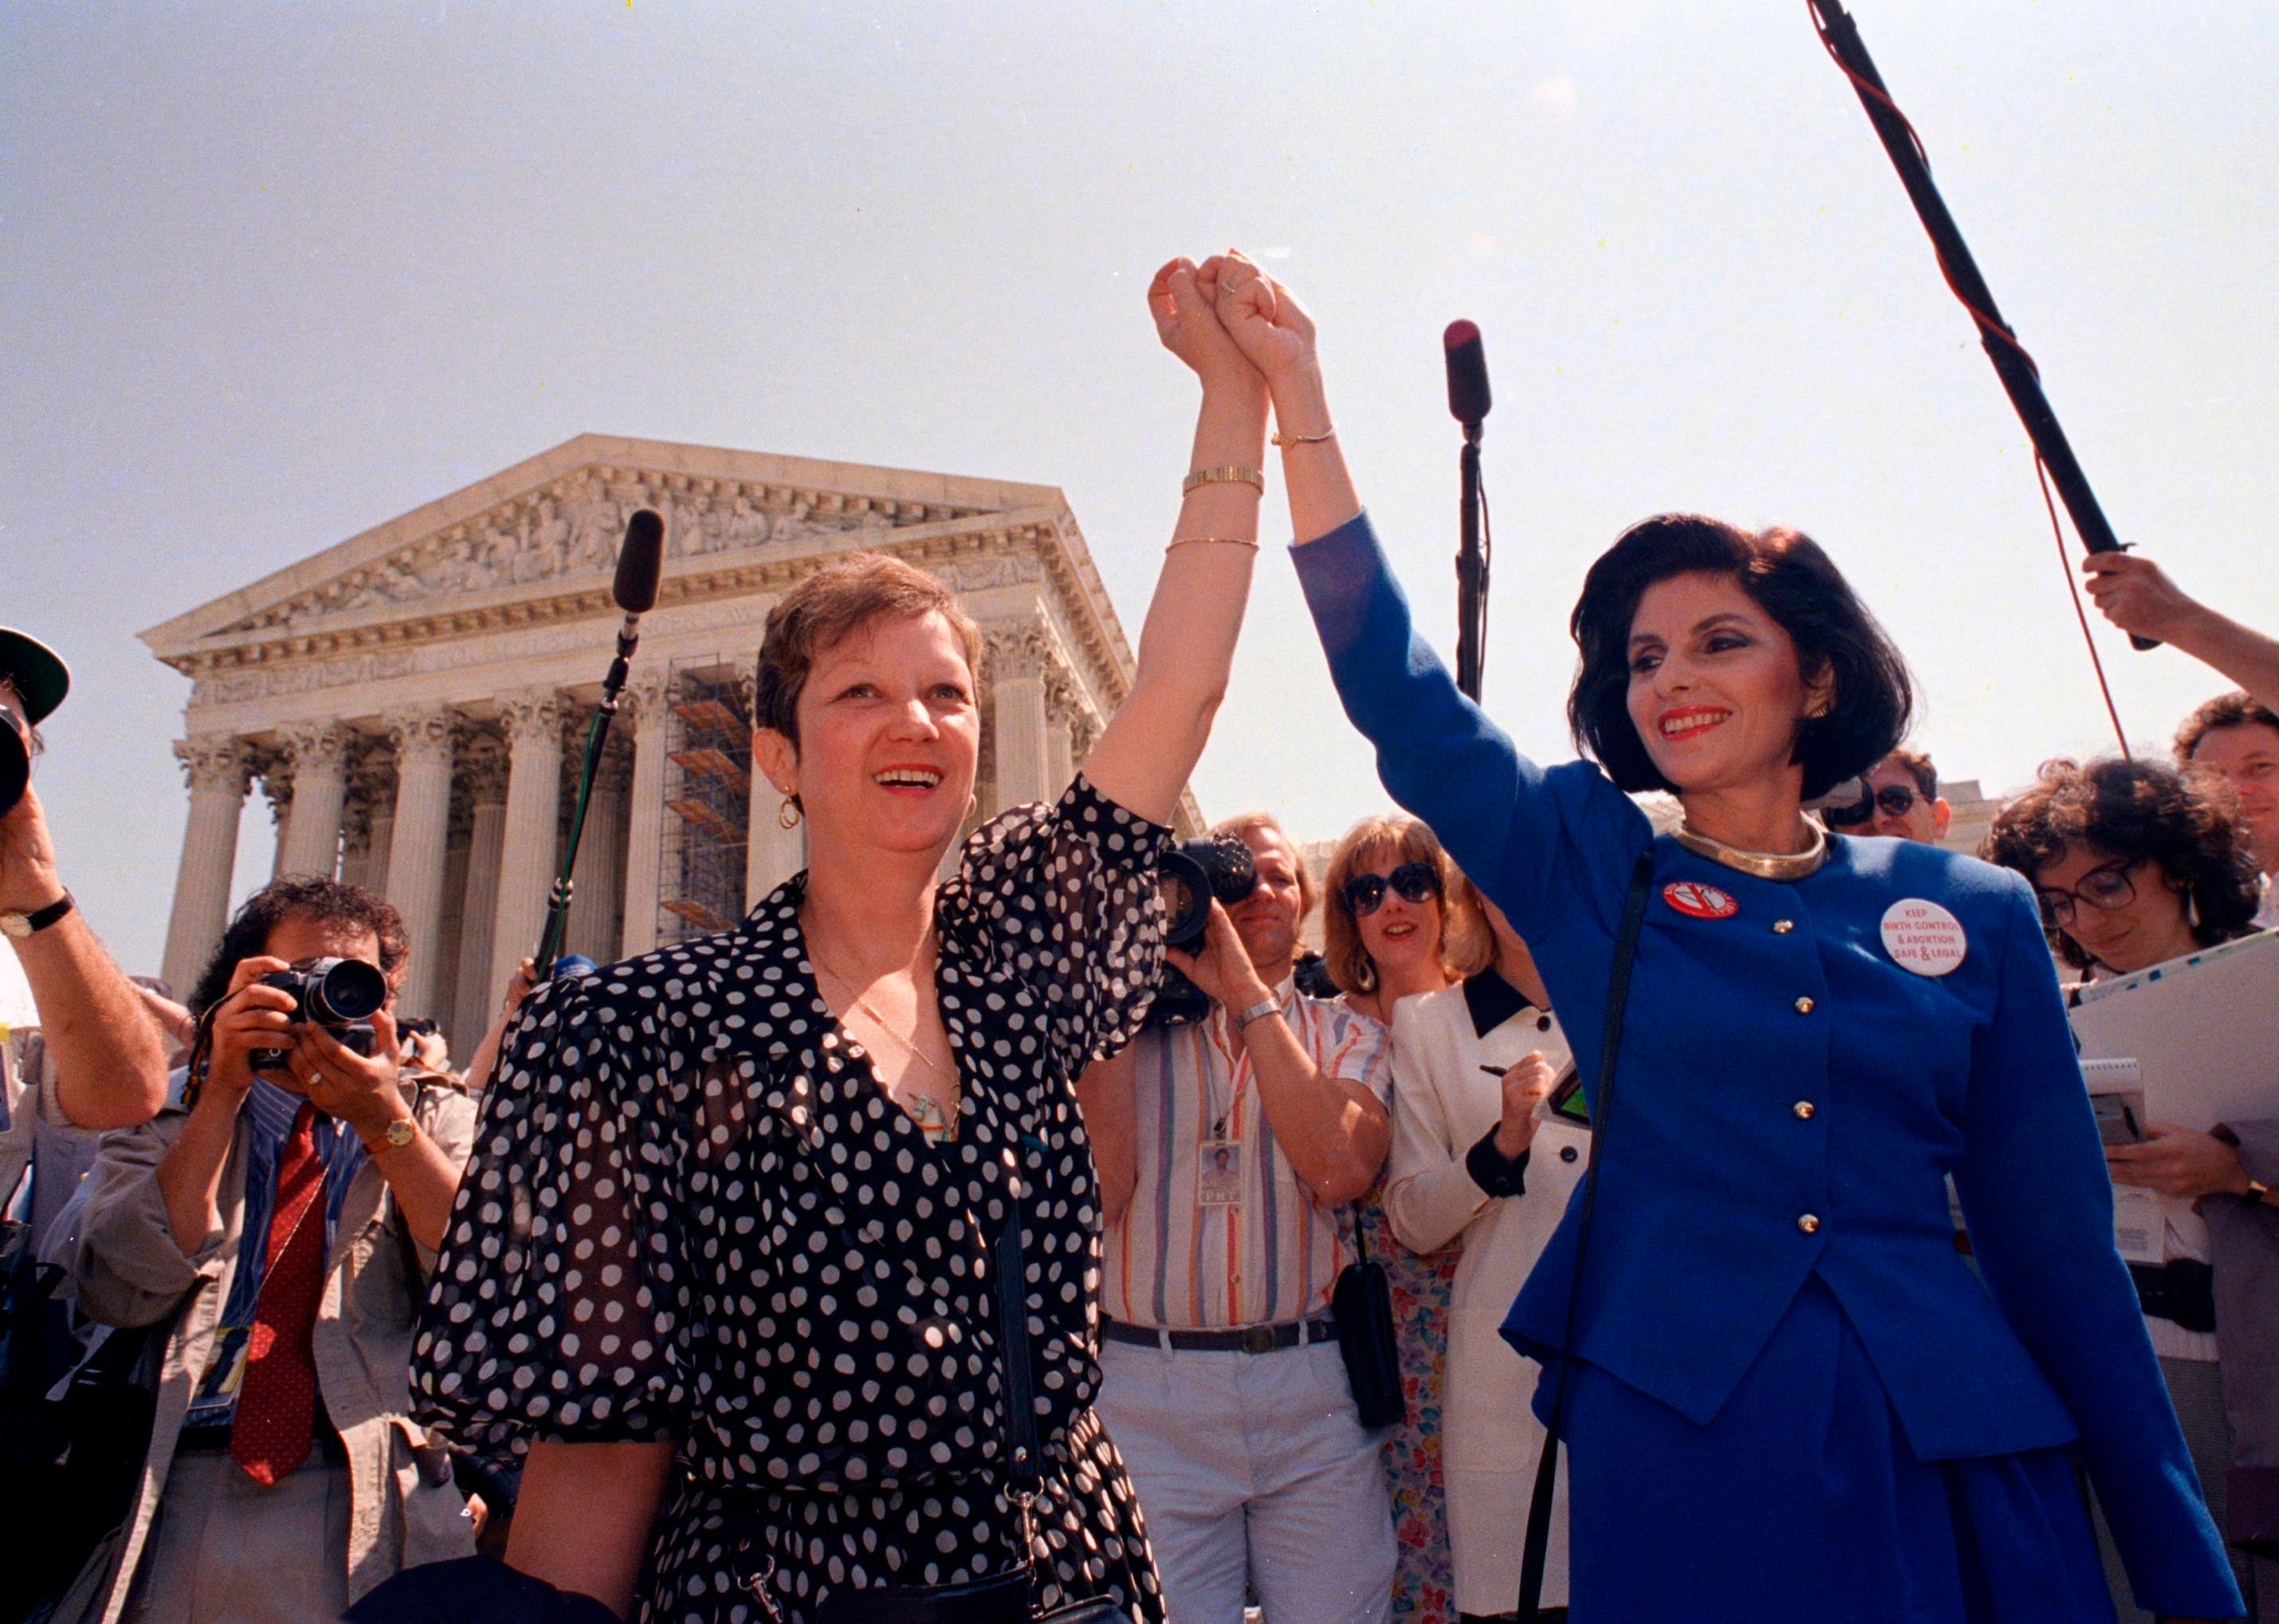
[
  {"x1": 1183, "y1": 465, "x2": 1265, "y2": 496},
  {"x1": 1165, "y1": 536, "x2": 1261, "y2": 554},
  {"x1": 1270, "y1": 424, "x2": 1336, "y2": 449}
]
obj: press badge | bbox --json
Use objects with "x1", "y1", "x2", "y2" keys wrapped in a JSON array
[{"x1": 1198, "y1": 1140, "x2": 1243, "y2": 1206}]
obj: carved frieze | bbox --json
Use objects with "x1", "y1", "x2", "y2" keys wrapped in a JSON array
[{"x1": 211, "y1": 467, "x2": 949, "y2": 637}]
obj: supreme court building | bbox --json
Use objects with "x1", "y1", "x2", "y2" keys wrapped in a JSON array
[{"x1": 144, "y1": 435, "x2": 1178, "y2": 1058}]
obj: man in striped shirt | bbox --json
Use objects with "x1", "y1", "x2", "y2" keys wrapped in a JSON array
[{"x1": 1085, "y1": 810, "x2": 1397, "y2": 1623}]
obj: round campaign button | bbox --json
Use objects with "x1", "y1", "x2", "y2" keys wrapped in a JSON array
[
  {"x1": 1880, "y1": 897, "x2": 1967, "y2": 976},
  {"x1": 1662, "y1": 880, "x2": 1738, "y2": 920}
]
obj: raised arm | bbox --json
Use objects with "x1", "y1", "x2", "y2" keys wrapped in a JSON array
[
  {"x1": 1204, "y1": 252, "x2": 1646, "y2": 937},
  {"x1": 2083, "y1": 551, "x2": 2279, "y2": 714},
  {"x1": 2, "y1": 784, "x2": 167, "y2": 1128},
  {"x1": 1079, "y1": 257, "x2": 1269, "y2": 827}
]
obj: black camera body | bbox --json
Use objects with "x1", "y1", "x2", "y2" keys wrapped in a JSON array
[
  {"x1": 247, "y1": 956, "x2": 389, "y2": 1072},
  {"x1": 1148, "y1": 834, "x2": 1261, "y2": 1026},
  {"x1": 0, "y1": 691, "x2": 28, "y2": 820}
]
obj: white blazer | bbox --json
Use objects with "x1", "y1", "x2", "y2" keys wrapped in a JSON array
[{"x1": 1385, "y1": 977, "x2": 1585, "y2": 1614}]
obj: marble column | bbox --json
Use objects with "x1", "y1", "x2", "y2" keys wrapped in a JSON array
[
  {"x1": 452, "y1": 736, "x2": 509, "y2": 1054},
  {"x1": 276, "y1": 721, "x2": 351, "y2": 879},
  {"x1": 988, "y1": 625, "x2": 1052, "y2": 814},
  {"x1": 489, "y1": 688, "x2": 563, "y2": 1008},
  {"x1": 619, "y1": 672, "x2": 672, "y2": 957},
  {"x1": 162, "y1": 737, "x2": 250, "y2": 996},
  {"x1": 384, "y1": 707, "x2": 458, "y2": 1018},
  {"x1": 1044, "y1": 675, "x2": 1077, "y2": 802},
  {"x1": 258, "y1": 755, "x2": 294, "y2": 881},
  {"x1": 567, "y1": 739, "x2": 632, "y2": 965}
]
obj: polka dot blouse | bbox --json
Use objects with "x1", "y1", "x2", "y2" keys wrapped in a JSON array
[{"x1": 412, "y1": 778, "x2": 1171, "y2": 1622}]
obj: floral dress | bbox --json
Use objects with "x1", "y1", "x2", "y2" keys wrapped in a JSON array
[{"x1": 412, "y1": 779, "x2": 1173, "y2": 1623}]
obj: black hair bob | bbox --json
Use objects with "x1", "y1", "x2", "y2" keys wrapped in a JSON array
[{"x1": 1566, "y1": 513, "x2": 1915, "y2": 802}]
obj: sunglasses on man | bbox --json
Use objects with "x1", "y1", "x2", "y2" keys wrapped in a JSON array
[
  {"x1": 1342, "y1": 861, "x2": 1442, "y2": 916},
  {"x1": 1822, "y1": 785, "x2": 1921, "y2": 828}
]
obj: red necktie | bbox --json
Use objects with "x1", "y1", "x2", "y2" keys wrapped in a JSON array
[{"x1": 230, "y1": 1103, "x2": 326, "y2": 1486}]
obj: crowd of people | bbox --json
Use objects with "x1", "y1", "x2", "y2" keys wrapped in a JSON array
[{"x1": 2, "y1": 252, "x2": 2276, "y2": 1624}]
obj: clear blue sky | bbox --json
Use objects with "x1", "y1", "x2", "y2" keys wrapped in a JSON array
[{"x1": 5, "y1": 2, "x2": 2273, "y2": 980}]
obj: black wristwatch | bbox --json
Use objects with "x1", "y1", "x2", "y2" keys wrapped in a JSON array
[{"x1": 0, "y1": 889, "x2": 73, "y2": 940}]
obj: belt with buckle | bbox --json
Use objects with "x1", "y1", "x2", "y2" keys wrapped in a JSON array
[{"x1": 1100, "y1": 1316, "x2": 1337, "y2": 1354}]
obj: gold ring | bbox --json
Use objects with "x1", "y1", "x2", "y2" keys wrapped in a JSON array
[{"x1": 304, "y1": 1072, "x2": 323, "y2": 1089}]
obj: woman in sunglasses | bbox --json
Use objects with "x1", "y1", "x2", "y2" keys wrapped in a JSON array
[
  {"x1": 1198, "y1": 245, "x2": 2242, "y2": 1622},
  {"x1": 1987, "y1": 755, "x2": 2277, "y2": 1622},
  {"x1": 1319, "y1": 816, "x2": 1489, "y2": 1622}
]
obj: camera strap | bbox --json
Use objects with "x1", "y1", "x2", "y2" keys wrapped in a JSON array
[{"x1": 1517, "y1": 852, "x2": 1654, "y2": 1622}]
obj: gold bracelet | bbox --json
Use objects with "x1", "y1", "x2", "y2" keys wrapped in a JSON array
[
  {"x1": 1165, "y1": 536, "x2": 1261, "y2": 554},
  {"x1": 1270, "y1": 423, "x2": 1337, "y2": 449},
  {"x1": 1183, "y1": 465, "x2": 1265, "y2": 496}
]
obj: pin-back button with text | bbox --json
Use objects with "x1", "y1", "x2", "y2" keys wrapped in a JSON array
[{"x1": 1881, "y1": 899, "x2": 1967, "y2": 977}]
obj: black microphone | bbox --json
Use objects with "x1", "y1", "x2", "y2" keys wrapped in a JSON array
[
  {"x1": 1445, "y1": 320, "x2": 1491, "y2": 432},
  {"x1": 613, "y1": 508, "x2": 665, "y2": 615}
]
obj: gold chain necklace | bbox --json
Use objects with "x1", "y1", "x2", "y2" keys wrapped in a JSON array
[
  {"x1": 808, "y1": 945, "x2": 961, "y2": 1109},
  {"x1": 1670, "y1": 818, "x2": 1830, "y2": 881}
]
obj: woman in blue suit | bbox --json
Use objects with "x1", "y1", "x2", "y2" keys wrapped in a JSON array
[{"x1": 1194, "y1": 251, "x2": 2242, "y2": 1623}]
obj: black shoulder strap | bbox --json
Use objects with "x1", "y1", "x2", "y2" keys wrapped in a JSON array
[
  {"x1": 993, "y1": 1212, "x2": 1042, "y2": 1499},
  {"x1": 1518, "y1": 851, "x2": 1655, "y2": 1622}
]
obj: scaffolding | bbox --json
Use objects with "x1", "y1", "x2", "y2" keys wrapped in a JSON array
[{"x1": 656, "y1": 657, "x2": 751, "y2": 943}]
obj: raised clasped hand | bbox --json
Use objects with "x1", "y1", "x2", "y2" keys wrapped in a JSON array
[
  {"x1": 1164, "y1": 900, "x2": 1270, "y2": 1018},
  {"x1": 1495, "y1": 1049, "x2": 1556, "y2": 1159},
  {"x1": 1199, "y1": 249, "x2": 1320, "y2": 398},
  {"x1": 1147, "y1": 255, "x2": 1261, "y2": 394}
]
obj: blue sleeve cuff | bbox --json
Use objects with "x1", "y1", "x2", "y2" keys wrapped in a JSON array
[{"x1": 1465, "y1": 1124, "x2": 1532, "y2": 1198}]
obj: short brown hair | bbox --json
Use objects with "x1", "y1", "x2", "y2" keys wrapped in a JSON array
[
  {"x1": 1880, "y1": 746, "x2": 1938, "y2": 800},
  {"x1": 753, "y1": 551, "x2": 983, "y2": 747},
  {"x1": 1567, "y1": 515, "x2": 1914, "y2": 801},
  {"x1": 1980, "y1": 756, "x2": 2262, "y2": 971},
  {"x1": 1210, "y1": 810, "x2": 1316, "y2": 922},
  {"x1": 1320, "y1": 815, "x2": 1491, "y2": 995},
  {"x1": 2175, "y1": 691, "x2": 2279, "y2": 763}
]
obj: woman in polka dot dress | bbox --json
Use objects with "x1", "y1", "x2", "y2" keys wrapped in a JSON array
[{"x1": 412, "y1": 254, "x2": 1277, "y2": 1623}]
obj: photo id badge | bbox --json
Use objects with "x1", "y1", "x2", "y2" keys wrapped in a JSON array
[{"x1": 1198, "y1": 1140, "x2": 1243, "y2": 1207}]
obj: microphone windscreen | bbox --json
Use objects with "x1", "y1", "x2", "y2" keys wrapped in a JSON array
[
  {"x1": 1444, "y1": 320, "x2": 1491, "y2": 426},
  {"x1": 613, "y1": 509, "x2": 665, "y2": 614}
]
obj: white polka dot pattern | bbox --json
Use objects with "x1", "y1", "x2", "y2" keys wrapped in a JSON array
[{"x1": 413, "y1": 776, "x2": 1170, "y2": 1622}]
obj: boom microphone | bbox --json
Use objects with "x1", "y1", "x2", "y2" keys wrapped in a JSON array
[
  {"x1": 534, "y1": 508, "x2": 668, "y2": 975},
  {"x1": 1444, "y1": 320, "x2": 1491, "y2": 433},
  {"x1": 613, "y1": 508, "x2": 665, "y2": 614}
]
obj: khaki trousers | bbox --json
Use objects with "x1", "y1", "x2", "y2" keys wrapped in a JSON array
[{"x1": 129, "y1": 1450, "x2": 351, "y2": 1624}]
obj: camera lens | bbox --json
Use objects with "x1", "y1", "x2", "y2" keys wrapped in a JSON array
[
  {"x1": 1155, "y1": 849, "x2": 1213, "y2": 949},
  {"x1": 303, "y1": 957, "x2": 389, "y2": 1025}
]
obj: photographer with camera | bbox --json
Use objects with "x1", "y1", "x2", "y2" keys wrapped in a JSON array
[
  {"x1": 1088, "y1": 810, "x2": 1398, "y2": 1622},
  {"x1": 56, "y1": 877, "x2": 477, "y2": 1624},
  {"x1": 1, "y1": 630, "x2": 169, "y2": 1171}
]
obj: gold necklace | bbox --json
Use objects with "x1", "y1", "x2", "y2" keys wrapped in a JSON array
[
  {"x1": 808, "y1": 946, "x2": 961, "y2": 1103},
  {"x1": 1670, "y1": 818, "x2": 1829, "y2": 881}
]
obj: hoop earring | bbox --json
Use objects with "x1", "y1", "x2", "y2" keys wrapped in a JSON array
[
  {"x1": 778, "y1": 796, "x2": 802, "y2": 830},
  {"x1": 965, "y1": 794, "x2": 979, "y2": 821}
]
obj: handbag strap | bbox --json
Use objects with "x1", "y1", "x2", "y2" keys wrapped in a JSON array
[
  {"x1": 1517, "y1": 851, "x2": 1655, "y2": 1622},
  {"x1": 993, "y1": 1209, "x2": 1042, "y2": 1499}
]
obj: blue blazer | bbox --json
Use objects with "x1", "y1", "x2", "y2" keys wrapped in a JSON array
[{"x1": 1292, "y1": 512, "x2": 2238, "y2": 1613}]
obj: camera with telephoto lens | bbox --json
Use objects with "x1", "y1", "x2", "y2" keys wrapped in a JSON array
[
  {"x1": 247, "y1": 956, "x2": 390, "y2": 1072},
  {"x1": 1147, "y1": 834, "x2": 1260, "y2": 1026}
]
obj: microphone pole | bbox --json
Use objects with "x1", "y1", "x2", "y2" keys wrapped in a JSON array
[
  {"x1": 1808, "y1": 0, "x2": 2155, "y2": 650},
  {"x1": 1446, "y1": 320, "x2": 1493, "y2": 700},
  {"x1": 533, "y1": 508, "x2": 666, "y2": 973}
]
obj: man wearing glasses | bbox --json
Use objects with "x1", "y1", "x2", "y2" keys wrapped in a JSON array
[{"x1": 1823, "y1": 746, "x2": 1951, "y2": 846}]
